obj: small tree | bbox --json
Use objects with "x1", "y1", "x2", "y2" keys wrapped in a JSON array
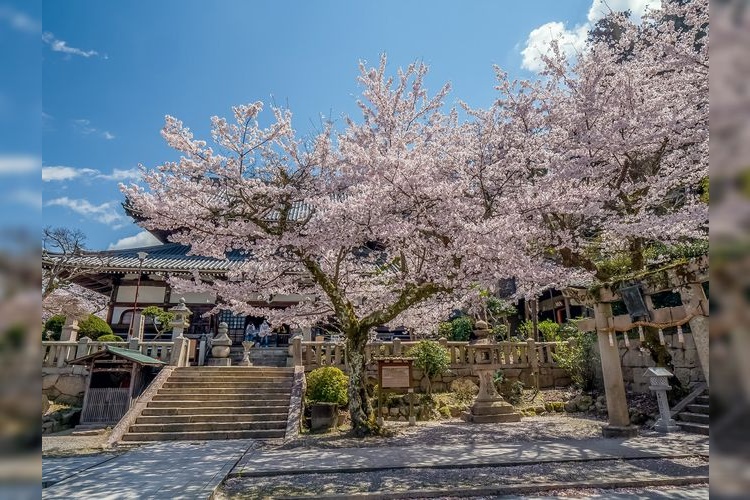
[
  {"x1": 407, "y1": 340, "x2": 450, "y2": 394},
  {"x1": 306, "y1": 367, "x2": 349, "y2": 406},
  {"x1": 142, "y1": 306, "x2": 175, "y2": 339}
]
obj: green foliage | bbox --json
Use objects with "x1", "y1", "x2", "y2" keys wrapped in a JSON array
[
  {"x1": 407, "y1": 340, "x2": 450, "y2": 380},
  {"x1": 44, "y1": 314, "x2": 112, "y2": 340},
  {"x1": 96, "y1": 334, "x2": 124, "y2": 342},
  {"x1": 517, "y1": 319, "x2": 561, "y2": 341},
  {"x1": 78, "y1": 315, "x2": 113, "y2": 339},
  {"x1": 501, "y1": 380, "x2": 524, "y2": 405},
  {"x1": 142, "y1": 306, "x2": 176, "y2": 336},
  {"x1": 44, "y1": 315, "x2": 65, "y2": 340},
  {"x1": 448, "y1": 316, "x2": 473, "y2": 341},
  {"x1": 437, "y1": 321, "x2": 453, "y2": 339},
  {"x1": 306, "y1": 367, "x2": 349, "y2": 405},
  {"x1": 492, "y1": 323, "x2": 509, "y2": 341},
  {"x1": 553, "y1": 330, "x2": 598, "y2": 390}
]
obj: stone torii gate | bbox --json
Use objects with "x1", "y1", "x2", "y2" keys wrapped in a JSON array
[{"x1": 564, "y1": 256, "x2": 709, "y2": 437}]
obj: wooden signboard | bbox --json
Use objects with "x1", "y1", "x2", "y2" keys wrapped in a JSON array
[{"x1": 377, "y1": 359, "x2": 413, "y2": 389}]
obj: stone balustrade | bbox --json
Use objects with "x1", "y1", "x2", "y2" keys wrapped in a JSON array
[
  {"x1": 290, "y1": 337, "x2": 568, "y2": 372},
  {"x1": 42, "y1": 338, "x2": 189, "y2": 368}
]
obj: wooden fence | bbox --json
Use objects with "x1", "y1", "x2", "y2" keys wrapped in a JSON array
[{"x1": 80, "y1": 387, "x2": 131, "y2": 424}]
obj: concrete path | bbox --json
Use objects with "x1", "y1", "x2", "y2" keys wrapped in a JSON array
[
  {"x1": 234, "y1": 434, "x2": 708, "y2": 477},
  {"x1": 43, "y1": 440, "x2": 253, "y2": 499}
]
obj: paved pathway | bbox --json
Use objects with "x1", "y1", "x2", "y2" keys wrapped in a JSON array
[
  {"x1": 233, "y1": 434, "x2": 708, "y2": 477},
  {"x1": 43, "y1": 440, "x2": 253, "y2": 499}
]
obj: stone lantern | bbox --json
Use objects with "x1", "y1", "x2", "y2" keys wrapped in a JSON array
[
  {"x1": 644, "y1": 367, "x2": 680, "y2": 433},
  {"x1": 209, "y1": 322, "x2": 232, "y2": 366},
  {"x1": 169, "y1": 298, "x2": 191, "y2": 339}
]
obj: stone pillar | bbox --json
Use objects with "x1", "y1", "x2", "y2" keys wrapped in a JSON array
[
  {"x1": 594, "y1": 302, "x2": 637, "y2": 437},
  {"x1": 678, "y1": 283, "x2": 709, "y2": 385},
  {"x1": 129, "y1": 311, "x2": 145, "y2": 341},
  {"x1": 75, "y1": 337, "x2": 91, "y2": 359},
  {"x1": 169, "y1": 298, "x2": 191, "y2": 339},
  {"x1": 393, "y1": 338, "x2": 402, "y2": 356},
  {"x1": 60, "y1": 317, "x2": 79, "y2": 342},
  {"x1": 301, "y1": 326, "x2": 312, "y2": 341},
  {"x1": 291, "y1": 335, "x2": 303, "y2": 366}
]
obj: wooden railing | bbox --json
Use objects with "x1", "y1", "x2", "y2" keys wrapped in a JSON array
[
  {"x1": 290, "y1": 337, "x2": 570, "y2": 372},
  {"x1": 42, "y1": 337, "x2": 190, "y2": 368}
]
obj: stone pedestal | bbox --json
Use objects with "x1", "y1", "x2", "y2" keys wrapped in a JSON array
[
  {"x1": 240, "y1": 341, "x2": 254, "y2": 366},
  {"x1": 646, "y1": 367, "x2": 681, "y2": 433},
  {"x1": 462, "y1": 365, "x2": 521, "y2": 423}
]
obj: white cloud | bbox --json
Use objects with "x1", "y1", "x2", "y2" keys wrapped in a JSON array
[
  {"x1": 45, "y1": 197, "x2": 127, "y2": 228},
  {"x1": 108, "y1": 231, "x2": 162, "y2": 250},
  {"x1": 72, "y1": 118, "x2": 114, "y2": 140},
  {"x1": 42, "y1": 165, "x2": 141, "y2": 183},
  {"x1": 42, "y1": 165, "x2": 97, "y2": 182},
  {"x1": 97, "y1": 168, "x2": 141, "y2": 181},
  {"x1": 520, "y1": 0, "x2": 661, "y2": 72},
  {"x1": 0, "y1": 6, "x2": 40, "y2": 34},
  {"x1": 42, "y1": 32, "x2": 98, "y2": 58},
  {"x1": 0, "y1": 154, "x2": 40, "y2": 174}
]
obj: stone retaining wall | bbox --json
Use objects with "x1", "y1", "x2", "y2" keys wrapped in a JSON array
[
  {"x1": 42, "y1": 366, "x2": 88, "y2": 406},
  {"x1": 592, "y1": 330, "x2": 705, "y2": 393}
]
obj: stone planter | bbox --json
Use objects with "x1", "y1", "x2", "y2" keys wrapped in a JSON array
[{"x1": 310, "y1": 402, "x2": 338, "y2": 432}]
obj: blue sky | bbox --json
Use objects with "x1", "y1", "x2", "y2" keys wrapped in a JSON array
[{"x1": 33, "y1": 0, "x2": 653, "y2": 251}]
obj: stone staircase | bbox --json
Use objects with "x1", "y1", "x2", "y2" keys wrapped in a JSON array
[
  {"x1": 121, "y1": 366, "x2": 294, "y2": 442},
  {"x1": 675, "y1": 391, "x2": 709, "y2": 435}
]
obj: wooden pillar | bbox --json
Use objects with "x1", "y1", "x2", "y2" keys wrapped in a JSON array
[
  {"x1": 679, "y1": 283, "x2": 709, "y2": 385},
  {"x1": 594, "y1": 302, "x2": 637, "y2": 437}
]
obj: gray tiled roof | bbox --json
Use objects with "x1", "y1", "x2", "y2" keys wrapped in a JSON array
[{"x1": 42, "y1": 243, "x2": 246, "y2": 275}]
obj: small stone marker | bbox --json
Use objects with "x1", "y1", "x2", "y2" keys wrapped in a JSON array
[{"x1": 644, "y1": 367, "x2": 680, "y2": 433}]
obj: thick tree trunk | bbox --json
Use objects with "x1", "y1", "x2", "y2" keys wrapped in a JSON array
[
  {"x1": 345, "y1": 328, "x2": 376, "y2": 437},
  {"x1": 629, "y1": 238, "x2": 645, "y2": 271}
]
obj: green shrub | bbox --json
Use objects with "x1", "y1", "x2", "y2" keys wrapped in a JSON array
[
  {"x1": 78, "y1": 315, "x2": 113, "y2": 339},
  {"x1": 407, "y1": 340, "x2": 450, "y2": 379},
  {"x1": 517, "y1": 319, "x2": 560, "y2": 341},
  {"x1": 44, "y1": 315, "x2": 66, "y2": 341},
  {"x1": 97, "y1": 334, "x2": 124, "y2": 342},
  {"x1": 437, "y1": 321, "x2": 453, "y2": 338},
  {"x1": 553, "y1": 331, "x2": 598, "y2": 390},
  {"x1": 492, "y1": 323, "x2": 509, "y2": 341},
  {"x1": 43, "y1": 314, "x2": 112, "y2": 340},
  {"x1": 501, "y1": 380, "x2": 524, "y2": 405},
  {"x1": 448, "y1": 316, "x2": 473, "y2": 341},
  {"x1": 306, "y1": 367, "x2": 348, "y2": 406}
]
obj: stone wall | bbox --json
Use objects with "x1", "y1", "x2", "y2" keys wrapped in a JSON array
[
  {"x1": 42, "y1": 366, "x2": 89, "y2": 406},
  {"x1": 592, "y1": 330, "x2": 705, "y2": 393},
  {"x1": 364, "y1": 364, "x2": 572, "y2": 394}
]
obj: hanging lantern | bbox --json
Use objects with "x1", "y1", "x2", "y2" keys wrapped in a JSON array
[
  {"x1": 638, "y1": 325, "x2": 645, "y2": 342},
  {"x1": 658, "y1": 328, "x2": 665, "y2": 345},
  {"x1": 623, "y1": 331, "x2": 630, "y2": 347},
  {"x1": 677, "y1": 325, "x2": 685, "y2": 344}
]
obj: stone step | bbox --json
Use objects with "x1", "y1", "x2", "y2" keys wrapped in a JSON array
[
  {"x1": 463, "y1": 413, "x2": 522, "y2": 424},
  {"x1": 169, "y1": 373, "x2": 294, "y2": 384},
  {"x1": 121, "y1": 429, "x2": 285, "y2": 441},
  {"x1": 162, "y1": 381, "x2": 293, "y2": 389},
  {"x1": 129, "y1": 420, "x2": 287, "y2": 433},
  {"x1": 156, "y1": 387, "x2": 291, "y2": 396},
  {"x1": 136, "y1": 413, "x2": 288, "y2": 424},
  {"x1": 152, "y1": 393, "x2": 291, "y2": 402},
  {"x1": 677, "y1": 412, "x2": 709, "y2": 424},
  {"x1": 677, "y1": 421, "x2": 709, "y2": 435},
  {"x1": 141, "y1": 405, "x2": 290, "y2": 417},
  {"x1": 696, "y1": 395, "x2": 710, "y2": 405},
  {"x1": 146, "y1": 399, "x2": 290, "y2": 408},
  {"x1": 176, "y1": 366, "x2": 292, "y2": 371},
  {"x1": 686, "y1": 403, "x2": 710, "y2": 415}
]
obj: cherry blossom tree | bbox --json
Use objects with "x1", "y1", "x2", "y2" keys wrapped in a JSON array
[{"x1": 123, "y1": 57, "x2": 568, "y2": 435}]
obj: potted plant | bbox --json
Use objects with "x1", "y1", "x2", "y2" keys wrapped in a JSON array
[{"x1": 306, "y1": 366, "x2": 348, "y2": 431}]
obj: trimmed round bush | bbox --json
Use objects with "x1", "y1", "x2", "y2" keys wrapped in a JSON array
[
  {"x1": 97, "y1": 334, "x2": 124, "y2": 342},
  {"x1": 44, "y1": 314, "x2": 66, "y2": 340},
  {"x1": 306, "y1": 367, "x2": 348, "y2": 406},
  {"x1": 78, "y1": 315, "x2": 113, "y2": 339}
]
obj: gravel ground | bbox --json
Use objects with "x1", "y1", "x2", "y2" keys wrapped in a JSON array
[
  {"x1": 42, "y1": 428, "x2": 115, "y2": 457},
  {"x1": 279, "y1": 414, "x2": 609, "y2": 450},
  {"x1": 219, "y1": 456, "x2": 708, "y2": 498}
]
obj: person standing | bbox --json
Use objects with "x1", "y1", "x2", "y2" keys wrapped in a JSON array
[
  {"x1": 258, "y1": 320, "x2": 271, "y2": 348},
  {"x1": 244, "y1": 322, "x2": 257, "y2": 345}
]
